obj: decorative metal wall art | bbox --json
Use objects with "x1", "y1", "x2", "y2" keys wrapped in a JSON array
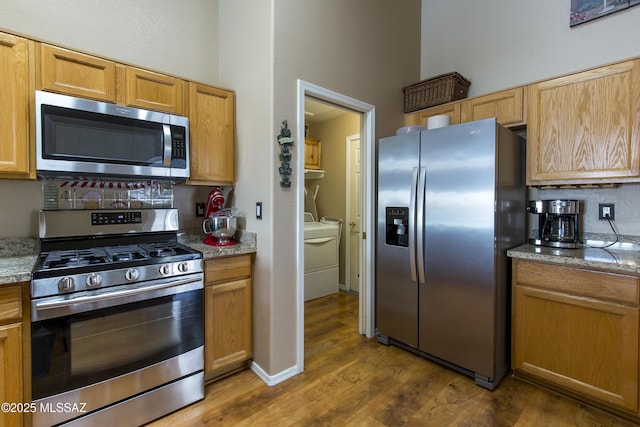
[
  {"x1": 571, "y1": 0, "x2": 638, "y2": 27},
  {"x1": 277, "y1": 120, "x2": 295, "y2": 188}
]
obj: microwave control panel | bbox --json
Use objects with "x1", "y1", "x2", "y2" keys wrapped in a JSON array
[{"x1": 171, "y1": 127, "x2": 187, "y2": 161}]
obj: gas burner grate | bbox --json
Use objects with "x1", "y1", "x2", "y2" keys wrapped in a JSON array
[
  {"x1": 104, "y1": 245, "x2": 147, "y2": 262},
  {"x1": 140, "y1": 242, "x2": 190, "y2": 258},
  {"x1": 42, "y1": 248, "x2": 110, "y2": 269}
]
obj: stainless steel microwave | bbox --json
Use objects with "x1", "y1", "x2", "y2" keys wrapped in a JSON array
[{"x1": 35, "y1": 90, "x2": 190, "y2": 181}]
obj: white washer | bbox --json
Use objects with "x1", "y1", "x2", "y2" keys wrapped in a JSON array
[{"x1": 304, "y1": 221, "x2": 339, "y2": 301}]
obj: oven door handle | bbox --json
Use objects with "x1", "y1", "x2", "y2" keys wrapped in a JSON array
[{"x1": 33, "y1": 275, "x2": 202, "y2": 320}]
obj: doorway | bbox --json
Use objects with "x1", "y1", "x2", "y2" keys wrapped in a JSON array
[
  {"x1": 345, "y1": 134, "x2": 360, "y2": 294},
  {"x1": 296, "y1": 80, "x2": 375, "y2": 371}
]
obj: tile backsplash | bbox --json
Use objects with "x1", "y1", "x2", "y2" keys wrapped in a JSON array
[{"x1": 528, "y1": 183, "x2": 640, "y2": 239}]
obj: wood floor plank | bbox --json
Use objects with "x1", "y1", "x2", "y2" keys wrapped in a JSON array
[{"x1": 147, "y1": 291, "x2": 638, "y2": 427}]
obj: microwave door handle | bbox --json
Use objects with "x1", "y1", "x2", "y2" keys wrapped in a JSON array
[{"x1": 162, "y1": 124, "x2": 172, "y2": 167}]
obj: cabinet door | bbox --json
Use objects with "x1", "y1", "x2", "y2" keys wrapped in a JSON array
[
  {"x1": 527, "y1": 60, "x2": 640, "y2": 185},
  {"x1": 403, "y1": 102, "x2": 461, "y2": 127},
  {"x1": 117, "y1": 66, "x2": 185, "y2": 115},
  {"x1": 0, "y1": 33, "x2": 31, "y2": 178},
  {"x1": 513, "y1": 284, "x2": 639, "y2": 413},
  {"x1": 304, "y1": 138, "x2": 321, "y2": 170},
  {"x1": 38, "y1": 44, "x2": 116, "y2": 102},
  {"x1": 0, "y1": 322, "x2": 23, "y2": 427},
  {"x1": 461, "y1": 87, "x2": 525, "y2": 127},
  {"x1": 188, "y1": 83, "x2": 235, "y2": 185},
  {"x1": 204, "y1": 278, "x2": 252, "y2": 377}
]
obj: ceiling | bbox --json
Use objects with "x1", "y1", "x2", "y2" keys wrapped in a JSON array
[{"x1": 304, "y1": 98, "x2": 354, "y2": 124}]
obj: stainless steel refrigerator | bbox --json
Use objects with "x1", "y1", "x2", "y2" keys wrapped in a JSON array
[{"x1": 376, "y1": 118, "x2": 525, "y2": 390}]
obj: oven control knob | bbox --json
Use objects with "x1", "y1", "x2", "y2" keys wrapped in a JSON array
[
  {"x1": 58, "y1": 276, "x2": 75, "y2": 292},
  {"x1": 86, "y1": 273, "x2": 102, "y2": 288},
  {"x1": 177, "y1": 262, "x2": 189, "y2": 273},
  {"x1": 159, "y1": 264, "x2": 171, "y2": 276},
  {"x1": 125, "y1": 268, "x2": 140, "y2": 281}
]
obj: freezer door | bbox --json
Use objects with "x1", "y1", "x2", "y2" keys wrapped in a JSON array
[
  {"x1": 418, "y1": 119, "x2": 498, "y2": 378},
  {"x1": 376, "y1": 133, "x2": 420, "y2": 347}
]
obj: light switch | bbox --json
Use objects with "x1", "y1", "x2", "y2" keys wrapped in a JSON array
[{"x1": 256, "y1": 202, "x2": 263, "y2": 219}]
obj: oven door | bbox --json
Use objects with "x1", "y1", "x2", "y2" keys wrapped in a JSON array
[{"x1": 31, "y1": 274, "x2": 203, "y2": 426}]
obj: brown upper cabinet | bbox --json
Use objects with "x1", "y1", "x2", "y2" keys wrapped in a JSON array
[
  {"x1": 116, "y1": 66, "x2": 186, "y2": 115},
  {"x1": 304, "y1": 138, "x2": 322, "y2": 170},
  {"x1": 38, "y1": 44, "x2": 117, "y2": 102},
  {"x1": 0, "y1": 32, "x2": 33, "y2": 179},
  {"x1": 461, "y1": 87, "x2": 525, "y2": 127},
  {"x1": 527, "y1": 59, "x2": 640, "y2": 186},
  {"x1": 404, "y1": 87, "x2": 525, "y2": 129},
  {"x1": 30, "y1": 37, "x2": 236, "y2": 185},
  {"x1": 38, "y1": 44, "x2": 186, "y2": 115},
  {"x1": 187, "y1": 82, "x2": 235, "y2": 185},
  {"x1": 404, "y1": 102, "x2": 462, "y2": 128}
]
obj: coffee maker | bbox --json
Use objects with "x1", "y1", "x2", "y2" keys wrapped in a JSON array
[{"x1": 528, "y1": 200, "x2": 581, "y2": 248}]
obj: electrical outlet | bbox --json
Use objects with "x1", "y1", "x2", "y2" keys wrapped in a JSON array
[
  {"x1": 598, "y1": 203, "x2": 615, "y2": 220},
  {"x1": 195, "y1": 202, "x2": 205, "y2": 217}
]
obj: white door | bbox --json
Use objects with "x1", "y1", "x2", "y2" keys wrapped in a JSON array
[{"x1": 346, "y1": 134, "x2": 361, "y2": 293}]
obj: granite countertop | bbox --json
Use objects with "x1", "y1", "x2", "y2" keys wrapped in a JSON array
[
  {"x1": 179, "y1": 230, "x2": 257, "y2": 259},
  {"x1": 0, "y1": 231, "x2": 257, "y2": 287},
  {"x1": 508, "y1": 242, "x2": 640, "y2": 275},
  {"x1": 0, "y1": 238, "x2": 39, "y2": 285}
]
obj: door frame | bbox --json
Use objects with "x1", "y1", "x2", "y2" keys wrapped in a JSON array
[
  {"x1": 345, "y1": 133, "x2": 361, "y2": 294},
  {"x1": 296, "y1": 80, "x2": 376, "y2": 370}
]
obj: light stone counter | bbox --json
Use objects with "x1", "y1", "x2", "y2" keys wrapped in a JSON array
[
  {"x1": 508, "y1": 243, "x2": 640, "y2": 275},
  {"x1": 0, "y1": 238, "x2": 38, "y2": 285},
  {"x1": 179, "y1": 230, "x2": 257, "y2": 260},
  {"x1": 0, "y1": 255, "x2": 37, "y2": 285}
]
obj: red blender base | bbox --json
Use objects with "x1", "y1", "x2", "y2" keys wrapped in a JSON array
[{"x1": 203, "y1": 235, "x2": 236, "y2": 246}]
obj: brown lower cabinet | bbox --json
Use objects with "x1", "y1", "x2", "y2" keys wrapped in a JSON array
[
  {"x1": 0, "y1": 283, "x2": 28, "y2": 427},
  {"x1": 204, "y1": 254, "x2": 253, "y2": 382},
  {"x1": 512, "y1": 259, "x2": 640, "y2": 415}
]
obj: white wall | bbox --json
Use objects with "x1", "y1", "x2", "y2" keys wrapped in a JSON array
[
  {"x1": 217, "y1": 0, "x2": 276, "y2": 374},
  {"x1": 421, "y1": 0, "x2": 640, "y2": 97},
  {"x1": 0, "y1": 0, "x2": 218, "y2": 84},
  {"x1": 270, "y1": 0, "x2": 420, "y2": 376}
]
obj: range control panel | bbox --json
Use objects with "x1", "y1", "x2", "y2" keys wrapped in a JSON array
[{"x1": 91, "y1": 211, "x2": 142, "y2": 226}]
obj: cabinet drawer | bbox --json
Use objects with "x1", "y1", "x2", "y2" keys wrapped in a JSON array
[
  {"x1": 0, "y1": 285, "x2": 22, "y2": 323},
  {"x1": 515, "y1": 260, "x2": 639, "y2": 304},
  {"x1": 205, "y1": 255, "x2": 252, "y2": 285}
]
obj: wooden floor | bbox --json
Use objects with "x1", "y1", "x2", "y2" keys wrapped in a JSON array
[{"x1": 148, "y1": 292, "x2": 637, "y2": 426}]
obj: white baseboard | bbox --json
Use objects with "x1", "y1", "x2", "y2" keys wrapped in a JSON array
[{"x1": 250, "y1": 361, "x2": 302, "y2": 386}]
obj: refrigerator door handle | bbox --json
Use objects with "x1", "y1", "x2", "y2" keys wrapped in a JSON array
[
  {"x1": 409, "y1": 167, "x2": 418, "y2": 282},
  {"x1": 416, "y1": 166, "x2": 426, "y2": 284}
]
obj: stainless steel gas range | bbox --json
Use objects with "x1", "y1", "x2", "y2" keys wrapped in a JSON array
[{"x1": 30, "y1": 208, "x2": 204, "y2": 427}]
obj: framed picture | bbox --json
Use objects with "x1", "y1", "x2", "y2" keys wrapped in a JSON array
[{"x1": 570, "y1": 0, "x2": 630, "y2": 26}]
